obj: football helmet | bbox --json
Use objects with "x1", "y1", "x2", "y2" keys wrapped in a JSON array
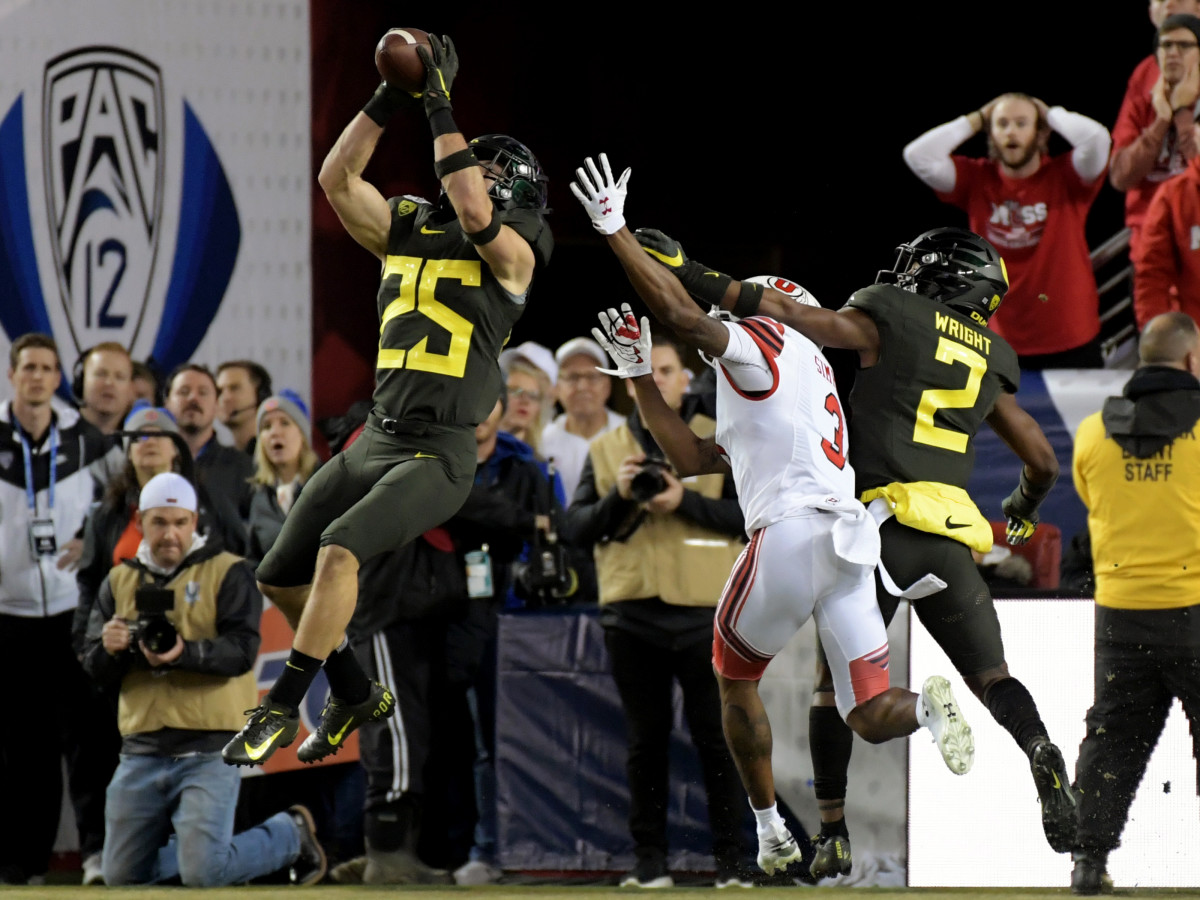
[
  {"x1": 700, "y1": 274, "x2": 819, "y2": 366},
  {"x1": 469, "y1": 134, "x2": 549, "y2": 211},
  {"x1": 878, "y1": 227, "x2": 1008, "y2": 326}
]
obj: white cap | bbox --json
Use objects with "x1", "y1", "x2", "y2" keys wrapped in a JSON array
[
  {"x1": 139, "y1": 472, "x2": 197, "y2": 514},
  {"x1": 554, "y1": 336, "x2": 608, "y2": 368},
  {"x1": 499, "y1": 340, "x2": 557, "y2": 384}
]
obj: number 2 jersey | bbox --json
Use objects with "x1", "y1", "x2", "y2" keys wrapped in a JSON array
[
  {"x1": 844, "y1": 283, "x2": 1020, "y2": 493},
  {"x1": 372, "y1": 195, "x2": 553, "y2": 426},
  {"x1": 713, "y1": 316, "x2": 858, "y2": 536}
]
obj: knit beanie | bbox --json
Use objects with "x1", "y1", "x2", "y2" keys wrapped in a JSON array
[{"x1": 257, "y1": 389, "x2": 311, "y2": 441}]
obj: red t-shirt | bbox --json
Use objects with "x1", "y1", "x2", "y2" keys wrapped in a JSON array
[{"x1": 939, "y1": 154, "x2": 1104, "y2": 356}]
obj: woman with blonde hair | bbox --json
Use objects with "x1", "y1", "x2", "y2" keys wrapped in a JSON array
[
  {"x1": 498, "y1": 342, "x2": 557, "y2": 456},
  {"x1": 247, "y1": 389, "x2": 320, "y2": 565}
]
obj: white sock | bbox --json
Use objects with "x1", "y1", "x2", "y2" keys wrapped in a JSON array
[
  {"x1": 750, "y1": 800, "x2": 785, "y2": 836},
  {"x1": 915, "y1": 692, "x2": 931, "y2": 728}
]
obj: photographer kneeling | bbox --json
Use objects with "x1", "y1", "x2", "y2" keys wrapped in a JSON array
[
  {"x1": 562, "y1": 334, "x2": 750, "y2": 888},
  {"x1": 80, "y1": 472, "x2": 325, "y2": 887}
]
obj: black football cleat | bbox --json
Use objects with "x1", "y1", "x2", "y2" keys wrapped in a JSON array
[
  {"x1": 1031, "y1": 739, "x2": 1079, "y2": 853},
  {"x1": 221, "y1": 701, "x2": 299, "y2": 767},
  {"x1": 297, "y1": 681, "x2": 396, "y2": 763}
]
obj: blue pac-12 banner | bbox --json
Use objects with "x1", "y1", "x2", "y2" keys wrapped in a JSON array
[{"x1": 0, "y1": 0, "x2": 312, "y2": 403}]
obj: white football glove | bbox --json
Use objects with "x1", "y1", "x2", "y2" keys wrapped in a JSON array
[
  {"x1": 591, "y1": 303, "x2": 652, "y2": 378},
  {"x1": 569, "y1": 153, "x2": 630, "y2": 235}
]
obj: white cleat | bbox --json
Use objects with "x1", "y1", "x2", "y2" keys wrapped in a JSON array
[
  {"x1": 920, "y1": 675, "x2": 974, "y2": 775},
  {"x1": 757, "y1": 820, "x2": 803, "y2": 875}
]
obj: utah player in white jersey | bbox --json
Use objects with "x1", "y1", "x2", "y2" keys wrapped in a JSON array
[{"x1": 573, "y1": 152, "x2": 974, "y2": 879}]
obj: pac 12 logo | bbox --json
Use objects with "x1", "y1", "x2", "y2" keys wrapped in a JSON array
[{"x1": 0, "y1": 46, "x2": 239, "y2": 376}]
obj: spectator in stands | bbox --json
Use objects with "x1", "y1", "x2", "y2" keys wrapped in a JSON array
[
  {"x1": 541, "y1": 336, "x2": 624, "y2": 503},
  {"x1": 216, "y1": 360, "x2": 273, "y2": 455},
  {"x1": 79, "y1": 472, "x2": 326, "y2": 886},
  {"x1": 498, "y1": 340, "x2": 556, "y2": 455},
  {"x1": 1111, "y1": 13, "x2": 1200, "y2": 264},
  {"x1": 1132, "y1": 125, "x2": 1200, "y2": 324},
  {"x1": 75, "y1": 342, "x2": 134, "y2": 436},
  {"x1": 130, "y1": 360, "x2": 160, "y2": 406},
  {"x1": 1117, "y1": 1, "x2": 1200, "y2": 147},
  {"x1": 562, "y1": 334, "x2": 749, "y2": 889},
  {"x1": 0, "y1": 333, "x2": 111, "y2": 885},
  {"x1": 903, "y1": 93, "x2": 1111, "y2": 368},
  {"x1": 165, "y1": 363, "x2": 253, "y2": 554},
  {"x1": 1069, "y1": 311, "x2": 1200, "y2": 894},
  {"x1": 246, "y1": 390, "x2": 320, "y2": 566}
]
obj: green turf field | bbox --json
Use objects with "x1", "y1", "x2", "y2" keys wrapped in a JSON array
[{"x1": 6, "y1": 887, "x2": 1200, "y2": 899}]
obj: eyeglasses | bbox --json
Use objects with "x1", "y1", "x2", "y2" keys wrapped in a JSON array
[
  {"x1": 507, "y1": 386, "x2": 543, "y2": 402},
  {"x1": 559, "y1": 372, "x2": 606, "y2": 386},
  {"x1": 1160, "y1": 39, "x2": 1199, "y2": 52}
]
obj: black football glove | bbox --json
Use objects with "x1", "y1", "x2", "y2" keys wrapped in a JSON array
[
  {"x1": 417, "y1": 34, "x2": 458, "y2": 119},
  {"x1": 361, "y1": 80, "x2": 417, "y2": 127},
  {"x1": 1000, "y1": 468, "x2": 1054, "y2": 546},
  {"x1": 634, "y1": 228, "x2": 732, "y2": 307}
]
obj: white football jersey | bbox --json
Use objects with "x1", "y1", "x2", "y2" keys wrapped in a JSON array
[{"x1": 714, "y1": 316, "x2": 859, "y2": 535}]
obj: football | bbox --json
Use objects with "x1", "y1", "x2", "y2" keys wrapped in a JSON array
[{"x1": 374, "y1": 27, "x2": 430, "y2": 92}]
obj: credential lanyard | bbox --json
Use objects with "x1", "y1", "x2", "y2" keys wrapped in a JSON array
[{"x1": 17, "y1": 422, "x2": 58, "y2": 514}]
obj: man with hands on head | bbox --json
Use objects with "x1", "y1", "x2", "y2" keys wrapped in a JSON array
[
  {"x1": 572, "y1": 155, "x2": 975, "y2": 882},
  {"x1": 581, "y1": 149, "x2": 1075, "y2": 867},
  {"x1": 903, "y1": 91, "x2": 1110, "y2": 367},
  {"x1": 223, "y1": 33, "x2": 552, "y2": 769}
]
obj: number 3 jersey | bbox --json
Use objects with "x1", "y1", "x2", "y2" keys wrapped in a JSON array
[
  {"x1": 372, "y1": 196, "x2": 553, "y2": 426},
  {"x1": 844, "y1": 284, "x2": 1020, "y2": 493},
  {"x1": 714, "y1": 316, "x2": 858, "y2": 536}
]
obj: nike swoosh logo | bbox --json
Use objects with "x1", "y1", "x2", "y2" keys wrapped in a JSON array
[
  {"x1": 1052, "y1": 771, "x2": 1061, "y2": 790},
  {"x1": 414, "y1": 451, "x2": 437, "y2": 459},
  {"x1": 702, "y1": 271, "x2": 721, "y2": 277},
  {"x1": 642, "y1": 246, "x2": 683, "y2": 267},
  {"x1": 285, "y1": 661, "x2": 304, "y2": 671},
  {"x1": 945, "y1": 517, "x2": 970, "y2": 529},
  {"x1": 420, "y1": 225, "x2": 445, "y2": 234},
  {"x1": 244, "y1": 727, "x2": 285, "y2": 761},
  {"x1": 327, "y1": 719, "x2": 353, "y2": 746}
]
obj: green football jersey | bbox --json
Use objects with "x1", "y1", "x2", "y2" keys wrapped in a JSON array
[
  {"x1": 371, "y1": 197, "x2": 552, "y2": 425},
  {"x1": 845, "y1": 284, "x2": 1020, "y2": 493}
]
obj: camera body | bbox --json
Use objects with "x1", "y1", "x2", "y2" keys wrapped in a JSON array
[
  {"x1": 128, "y1": 585, "x2": 178, "y2": 654},
  {"x1": 513, "y1": 542, "x2": 578, "y2": 607},
  {"x1": 630, "y1": 458, "x2": 671, "y2": 503}
]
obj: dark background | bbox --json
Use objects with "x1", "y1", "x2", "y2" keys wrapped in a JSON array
[{"x1": 309, "y1": 3, "x2": 1153, "y2": 430}]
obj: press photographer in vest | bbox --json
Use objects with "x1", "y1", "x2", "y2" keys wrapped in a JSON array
[{"x1": 80, "y1": 472, "x2": 324, "y2": 885}]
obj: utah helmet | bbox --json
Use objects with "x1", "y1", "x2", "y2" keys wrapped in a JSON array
[
  {"x1": 468, "y1": 134, "x2": 550, "y2": 211},
  {"x1": 878, "y1": 227, "x2": 1008, "y2": 326},
  {"x1": 700, "y1": 274, "x2": 819, "y2": 366}
]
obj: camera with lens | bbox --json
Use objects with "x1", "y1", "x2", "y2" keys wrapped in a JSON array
[
  {"x1": 630, "y1": 458, "x2": 671, "y2": 503},
  {"x1": 513, "y1": 542, "x2": 578, "y2": 607},
  {"x1": 128, "y1": 586, "x2": 178, "y2": 654}
]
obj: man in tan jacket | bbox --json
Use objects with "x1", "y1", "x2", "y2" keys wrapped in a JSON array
[
  {"x1": 563, "y1": 334, "x2": 749, "y2": 888},
  {"x1": 81, "y1": 473, "x2": 325, "y2": 886}
]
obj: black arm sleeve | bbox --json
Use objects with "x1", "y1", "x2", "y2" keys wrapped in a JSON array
[
  {"x1": 673, "y1": 474, "x2": 745, "y2": 538},
  {"x1": 173, "y1": 560, "x2": 262, "y2": 677},
  {"x1": 560, "y1": 453, "x2": 641, "y2": 546},
  {"x1": 79, "y1": 577, "x2": 133, "y2": 687}
]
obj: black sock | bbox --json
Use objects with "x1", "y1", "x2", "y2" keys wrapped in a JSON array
[
  {"x1": 820, "y1": 815, "x2": 849, "y2": 839},
  {"x1": 982, "y1": 676, "x2": 1048, "y2": 758},
  {"x1": 268, "y1": 648, "x2": 324, "y2": 709},
  {"x1": 323, "y1": 638, "x2": 371, "y2": 704},
  {"x1": 809, "y1": 704, "x2": 854, "y2": 801}
]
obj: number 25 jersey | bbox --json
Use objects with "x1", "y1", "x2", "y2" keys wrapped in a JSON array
[
  {"x1": 372, "y1": 196, "x2": 553, "y2": 426},
  {"x1": 844, "y1": 284, "x2": 1020, "y2": 494}
]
